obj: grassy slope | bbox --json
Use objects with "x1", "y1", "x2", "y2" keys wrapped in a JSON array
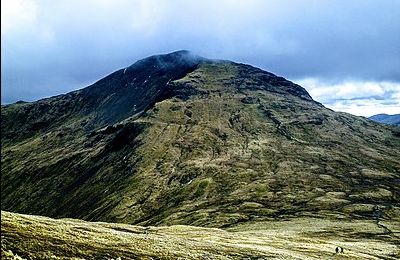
[
  {"x1": 1, "y1": 211, "x2": 399, "y2": 260},
  {"x1": 117, "y1": 62, "x2": 400, "y2": 227},
  {"x1": 1, "y1": 61, "x2": 400, "y2": 228}
]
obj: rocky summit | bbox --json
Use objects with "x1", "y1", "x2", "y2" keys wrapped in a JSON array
[{"x1": 1, "y1": 51, "x2": 400, "y2": 259}]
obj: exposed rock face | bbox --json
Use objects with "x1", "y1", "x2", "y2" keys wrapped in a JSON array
[{"x1": 1, "y1": 51, "x2": 399, "y2": 227}]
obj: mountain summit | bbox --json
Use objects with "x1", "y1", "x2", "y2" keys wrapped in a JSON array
[{"x1": 1, "y1": 51, "x2": 399, "y2": 228}]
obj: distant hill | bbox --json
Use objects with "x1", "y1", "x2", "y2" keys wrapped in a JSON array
[
  {"x1": 1, "y1": 50, "x2": 400, "y2": 228},
  {"x1": 369, "y1": 114, "x2": 400, "y2": 126}
]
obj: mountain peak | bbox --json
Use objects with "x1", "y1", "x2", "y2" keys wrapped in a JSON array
[
  {"x1": 2, "y1": 51, "x2": 318, "y2": 136},
  {"x1": 126, "y1": 50, "x2": 205, "y2": 72},
  {"x1": 2, "y1": 51, "x2": 400, "y2": 233}
]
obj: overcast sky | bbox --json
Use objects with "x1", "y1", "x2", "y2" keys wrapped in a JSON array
[{"x1": 2, "y1": 0, "x2": 400, "y2": 116}]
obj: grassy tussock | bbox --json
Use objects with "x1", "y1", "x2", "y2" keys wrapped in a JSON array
[{"x1": 1, "y1": 211, "x2": 399, "y2": 259}]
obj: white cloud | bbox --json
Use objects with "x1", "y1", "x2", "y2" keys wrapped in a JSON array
[
  {"x1": 325, "y1": 99, "x2": 400, "y2": 117},
  {"x1": 127, "y1": 0, "x2": 167, "y2": 34},
  {"x1": 1, "y1": 0, "x2": 37, "y2": 33},
  {"x1": 297, "y1": 78, "x2": 400, "y2": 116}
]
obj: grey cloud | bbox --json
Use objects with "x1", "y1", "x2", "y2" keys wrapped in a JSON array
[
  {"x1": 2, "y1": 0, "x2": 400, "y2": 105},
  {"x1": 324, "y1": 90, "x2": 398, "y2": 104}
]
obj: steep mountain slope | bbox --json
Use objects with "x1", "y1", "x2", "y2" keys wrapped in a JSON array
[
  {"x1": 369, "y1": 113, "x2": 400, "y2": 126},
  {"x1": 1, "y1": 51, "x2": 400, "y2": 228},
  {"x1": 1, "y1": 50, "x2": 202, "y2": 145}
]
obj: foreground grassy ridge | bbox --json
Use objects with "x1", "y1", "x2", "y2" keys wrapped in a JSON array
[{"x1": 2, "y1": 211, "x2": 399, "y2": 259}]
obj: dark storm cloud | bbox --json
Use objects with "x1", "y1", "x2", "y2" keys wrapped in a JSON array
[{"x1": 2, "y1": 0, "x2": 400, "y2": 116}]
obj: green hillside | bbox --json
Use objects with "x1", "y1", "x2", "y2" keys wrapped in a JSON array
[{"x1": 1, "y1": 51, "x2": 399, "y2": 228}]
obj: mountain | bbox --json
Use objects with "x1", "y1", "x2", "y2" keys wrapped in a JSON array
[
  {"x1": 369, "y1": 113, "x2": 400, "y2": 126},
  {"x1": 2, "y1": 50, "x2": 400, "y2": 229}
]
